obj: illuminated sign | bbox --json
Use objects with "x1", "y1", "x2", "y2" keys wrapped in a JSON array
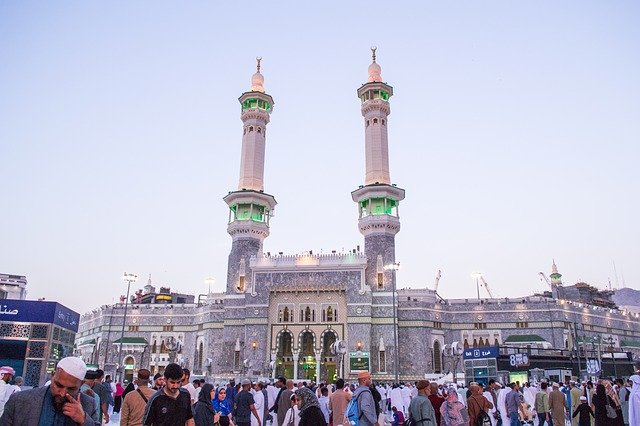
[
  {"x1": 349, "y1": 352, "x2": 370, "y2": 371},
  {"x1": 463, "y1": 347, "x2": 499, "y2": 359}
]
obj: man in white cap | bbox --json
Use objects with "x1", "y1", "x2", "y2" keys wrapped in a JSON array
[
  {"x1": 0, "y1": 356, "x2": 100, "y2": 425},
  {"x1": 0, "y1": 366, "x2": 16, "y2": 417}
]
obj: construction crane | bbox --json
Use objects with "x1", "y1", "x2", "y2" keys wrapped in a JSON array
[
  {"x1": 479, "y1": 276, "x2": 495, "y2": 298},
  {"x1": 434, "y1": 270, "x2": 442, "y2": 293},
  {"x1": 539, "y1": 272, "x2": 552, "y2": 289}
]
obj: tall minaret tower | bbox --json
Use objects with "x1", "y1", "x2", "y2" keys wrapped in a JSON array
[
  {"x1": 223, "y1": 58, "x2": 277, "y2": 295},
  {"x1": 550, "y1": 260, "x2": 562, "y2": 299},
  {"x1": 351, "y1": 48, "x2": 405, "y2": 291}
]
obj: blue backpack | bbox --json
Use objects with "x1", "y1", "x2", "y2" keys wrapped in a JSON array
[{"x1": 345, "y1": 389, "x2": 371, "y2": 426}]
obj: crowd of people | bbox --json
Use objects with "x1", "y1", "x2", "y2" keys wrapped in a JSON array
[{"x1": 0, "y1": 358, "x2": 639, "y2": 426}]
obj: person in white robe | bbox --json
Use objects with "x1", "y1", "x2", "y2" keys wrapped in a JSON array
[
  {"x1": 628, "y1": 375, "x2": 640, "y2": 426},
  {"x1": 251, "y1": 385, "x2": 264, "y2": 426}
]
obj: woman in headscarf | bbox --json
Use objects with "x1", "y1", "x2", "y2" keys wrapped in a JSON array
[
  {"x1": 295, "y1": 386, "x2": 328, "y2": 426},
  {"x1": 591, "y1": 383, "x2": 610, "y2": 426},
  {"x1": 113, "y1": 382, "x2": 124, "y2": 413},
  {"x1": 212, "y1": 386, "x2": 233, "y2": 426},
  {"x1": 193, "y1": 383, "x2": 219, "y2": 426},
  {"x1": 440, "y1": 387, "x2": 469, "y2": 426}
]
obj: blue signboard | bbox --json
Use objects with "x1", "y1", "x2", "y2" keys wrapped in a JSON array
[
  {"x1": 0, "y1": 300, "x2": 79, "y2": 332},
  {"x1": 463, "y1": 346, "x2": 499, "y2": 360}
]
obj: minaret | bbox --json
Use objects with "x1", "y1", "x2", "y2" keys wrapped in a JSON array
[
  {"x1": 351, "y1": 48, "x2": 405, "y2": 291},
  {"x1": 223, "y1": 58, "x2": 277, "y2": 295},
  {"x1": 550, "y1": 259, "x2": 562, "y2": 299}
]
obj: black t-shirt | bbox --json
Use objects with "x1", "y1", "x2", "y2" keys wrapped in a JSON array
[
  {"x1": 144, "y1": 389, "x2": 194, "y2": 426},
  {"x1": 233, "y1": 390, "x2": 255, "y2": 422}
]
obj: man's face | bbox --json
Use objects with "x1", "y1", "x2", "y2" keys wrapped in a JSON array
[
  {"x1": 155, "y1": 377, "x2": 165, "y2": 388},
  {"x1": 50, "y1": 369, "x2": 81, "y2": 410},
  {"x1": 1, "y1": 373, "x2": 12, "y2": 384},
  {"x1": 164, "y1": 377, "x2": 182, "y2": 398}
]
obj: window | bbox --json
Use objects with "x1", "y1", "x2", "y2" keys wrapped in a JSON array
[
  {"x1": 377, "y1": 272, "x2": 384, "y2": 289},
  {"x1": 516, "y1": 322, "x2": 529, "y2": 328},
  {"x1": 162, "y1": 325, "x2": 173, "y2": 332},
  {"x1": 198, "y1": 342, "x2": 204, "y2": 369},
  {"x1": 237, "y1": 276, "x2": 245, "y2": 292},
  {"x1": 474, "y1": 323, "x2": 487, "y2": 329},
  {"x1": 128, "y1": 326, "x2": 139, "y2": 331},
  {"x1": 433, "y1": 341, "x2": 442, "y2": 373},
  {"x1": 379, "y1": 350, "x2": 386, "y2": 373},
  {"x1": 433, "y1": 321, "x2": 442, "y2": 329}
]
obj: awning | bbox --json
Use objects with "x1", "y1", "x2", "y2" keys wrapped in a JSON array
[
  {"x1": 504, "y1": 334, "x2": 547, "y2": 343},
  {"x1": 112, "y1": 337, "x2": 148, "y2": 345}
]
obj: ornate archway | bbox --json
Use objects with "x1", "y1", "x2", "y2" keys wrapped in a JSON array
[
  {"x1": 275, "y1": 329, "x2": 294, "y2": 379},
  {"x1": 320, "y1": 329, "x2": 338, "y2": 383},
  {"x1": 298, "y1": 330, "x2": 316, "y2": 381}
]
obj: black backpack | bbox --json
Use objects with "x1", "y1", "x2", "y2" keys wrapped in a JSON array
[{"x1": 470, "y1": 397, "x2": 492, "y2": 426}]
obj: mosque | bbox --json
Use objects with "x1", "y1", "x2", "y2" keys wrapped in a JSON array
[{"x1": 73, "y1": 51, "x2": 640, "y2": 384}]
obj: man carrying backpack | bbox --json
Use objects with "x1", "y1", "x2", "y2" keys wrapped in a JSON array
[
  {"x1": 467, "y1": 384, "x2": 492, "y2": 426},
  {"x1": 349, "y1": 371, "x2": 379, "y2": 426},
  {"x1": 408, "y1": 380, "x2": 436, "y2": 426}
]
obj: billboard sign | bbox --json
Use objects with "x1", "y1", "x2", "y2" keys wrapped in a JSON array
[{"x1": 0, "y1": 300, "x2": 79, "y2": 332}]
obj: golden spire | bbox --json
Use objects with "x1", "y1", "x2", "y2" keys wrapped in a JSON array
[
  {"x1": 371, "y1": 46, "x2": 377, "y2": 63},
  {"x1": 256, "y1": 56, "x2": 262, "y2": 73}
]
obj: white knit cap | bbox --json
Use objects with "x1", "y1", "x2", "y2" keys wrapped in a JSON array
[{"x1": 56, "y1": 357, "x2": 88, "y2": 381}]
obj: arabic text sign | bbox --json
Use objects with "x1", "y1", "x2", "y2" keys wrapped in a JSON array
[
  {"x1": 463, "y1": 346, "x2": 499, "y2": 360},
  {"x1": 0, "y1": 300, "x2": 79, "y2": 332},
  {"x1": 509, "y1": 353, "x2": 530, "y2": 367}
]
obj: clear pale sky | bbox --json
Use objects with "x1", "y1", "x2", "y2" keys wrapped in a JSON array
[{"x1": 1, "y1": 2, "x2": 638, "y2": 313}]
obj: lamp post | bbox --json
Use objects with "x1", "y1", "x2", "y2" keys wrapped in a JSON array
[
  {"x1": 471, "y1": 272, "x2": 482, "y2": 299},
  {"x1": 605, "y1": 336, "x2": 618, "y2": 379},
  {"x1": 117, "y1": 272, "x2": 138, "y2": 382},
  {"x1": 384, "y1": 262, "x2": 400, "y2": 384}
]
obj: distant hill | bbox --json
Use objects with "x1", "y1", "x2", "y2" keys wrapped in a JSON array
[{"x1": 613, "y1": 287, "x2": 640, "y2": 307}]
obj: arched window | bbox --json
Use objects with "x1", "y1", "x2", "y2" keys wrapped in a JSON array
[
  {"x1": 433, "y1": 341, "x2": 442, "y2": 373},
  {"x1": 494, "y1": 338, "x2": 499, "y2": 347},
  {"x1": 327, "y1": 306, "x2": 334, "y2": 322},
  {"x1": 382, "y1": 119, "x2": 386, "y2": 126},
  {"x1": 249, "y1": 126, "x2": 254, "y2": 132},
  {"x1": 283, "y1": 307, "x2": 289, "y2": 322},
  {"x1": 160, "y1": 340, "x2": 167, "y2": 353},
  {"x1": 198, "y1": 342, "x2": 204, "y2": 369},
  {"x1": 373, "y1": 118, "x2": 378, "y2": 124},
  {"x1": 304, "y1": 306, "x2": 312, "y2": 322},
  {"x1": 366, "y1": 120, "x2": 370, "y2": 127},
  {"x1": 151, "y1": 340, "x2": 157, "y2": 353},
  {"x1": 473, "y1": 339, "x2": 478, "y2": 348},
  {"x1": 464, "y1": 339, "x2": 469, "y2": 349},
  {"x1": 478, "y1": 337, "x2": 485, "y2": 347}
]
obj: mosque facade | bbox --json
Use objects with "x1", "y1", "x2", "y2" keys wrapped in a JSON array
[{"x1": 74, "y1": 53, "x2": 640, "y2": 384}]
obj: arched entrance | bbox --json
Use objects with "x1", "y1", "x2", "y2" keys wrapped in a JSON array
[
  {"x1": 275, "y1": 330, "x2": 294, "y2": 379},
  {"x1": 320, "y1": 330, "x2": 338, "y2": 383},
  {"x1": 123, "y1": 355, "x2": 135, "y2": 384},
  {"x1": 299, "y1": 331, "x2": 316, "y2": 381}
]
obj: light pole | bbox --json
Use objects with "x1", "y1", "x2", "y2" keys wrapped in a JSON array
[
  {"x1": 384, "y1": 262, "x2": 400, "y2": 384},
  {"x1": 605, "y1": 336, "x2": 618, "y2": 379},
  {"x1": 471, "y1": 272, "x2": 482, "y2": 299},
  {"x1": 117, "y1": 272, "x2": 138, "y2": 382}
]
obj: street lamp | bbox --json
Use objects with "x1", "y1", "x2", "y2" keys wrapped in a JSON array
[
  {"x1": 384, "y1": 262, "x2": 400, "y2": 384},
  {"x1": 471, "y1": 272, "x2": 482, "y2": 299},
  {"x1": 117, "y1": 272, "x2": 138, "y2": 382}
]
